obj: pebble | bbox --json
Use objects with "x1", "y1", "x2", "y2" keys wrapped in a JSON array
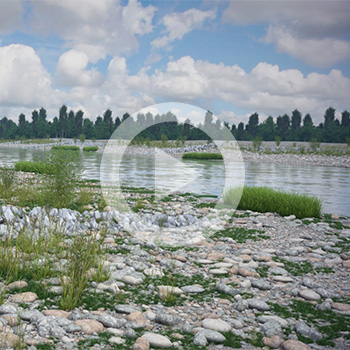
[{"x1": 202, "y1": 318, "x2": 232, "y2": 332}]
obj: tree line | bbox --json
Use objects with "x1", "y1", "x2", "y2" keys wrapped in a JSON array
[{"x1": 0, "y1": 105, "x2": 349, "y2": 143}]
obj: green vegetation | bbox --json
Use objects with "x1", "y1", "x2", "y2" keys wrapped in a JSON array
[
  {"x1": 83, "y1": 146, "x2": 98, "y2": 152},
  {"x1": 14, "y1": 161, "x2": 53, "y2": 174},
  {"x1": 223, "y1": 186, "x2": 322, "y2": 218},
  {"x1": 182, "y1": 152, "x2": 223, "y2": 160},
  {"x1": 269, "y1": 299, "x2": 350, "y2": 347},
  {"x1": 51, "y1": 145, "x2": 80, "y2": 151},
  {"x1": 211, "y1": 226, "x2": 268, "y2": 243}
]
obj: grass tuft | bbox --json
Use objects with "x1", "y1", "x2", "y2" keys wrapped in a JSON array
[
  {"x1": 51, "y1": 145, "x2": 80, "y2": 151},
  {"x1": 182, "y1": 152, "x2": 223, "y2": 160},
  {"x1": 83, "y1": 146, "x2": 99, "y2": 152},
  {"x1": 223, "y1": 186, "x2": 322, "y2": 219}
]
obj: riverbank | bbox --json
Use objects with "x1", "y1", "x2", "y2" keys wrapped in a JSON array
[
  {"x1": 0, "y1": 188, "x2": 349, "y2": 350},
  {"x1": 1, "y1": 139, "x2": 349, "y2": 168}
]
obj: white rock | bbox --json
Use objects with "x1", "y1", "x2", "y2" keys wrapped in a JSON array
[{"x1": 202, "y1": 318, "x2": 232, "y2": 333}]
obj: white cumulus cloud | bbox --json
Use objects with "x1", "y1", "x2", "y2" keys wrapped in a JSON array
[
  {"x1": 30, "y1": 0, "x2": 156, "y2": 63},
  {"x1": 0, "y1": 44, "x2": 63, "y2": 108},
  {"x1": 0, "y1": 0, "x2": 23, "y2": 34},
  {"x1": 57, "y1": 50, "x2": 104, "y2": 87},
  {"x1": 151, "y1": 8, "x2": 216, "y2": 49},
  {"x1": 223, "y1": 0, "x2": 350, "y2": 67}
]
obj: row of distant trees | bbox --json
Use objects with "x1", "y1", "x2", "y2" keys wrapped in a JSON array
[{"x1": 0, "y1": 105, "x2": 349, "y2": 143}]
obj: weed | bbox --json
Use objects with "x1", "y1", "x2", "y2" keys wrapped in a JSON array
[
  {"x1": 83, "y1": 146, "x2": 98, "y2": 152},
  {"x1": 182, "y1": 152, "x2": 223, "y2": 160},
  {"x1": 224, "y1": 186, "x2": 322, "y2": 219}
]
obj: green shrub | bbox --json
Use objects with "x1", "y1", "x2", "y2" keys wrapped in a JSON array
[
  {"x1": 79, "y1": 134, "x2": 86, "y2": 143},
  {"x1": 15, "y1": 161, "x2": 53, "y2": 174},
  {"x1": 51, "y1": 145, "x2": 80, "y2": 151},
  {"x1": 223, "y1": 186, "x2": 322, "y2": 219},
  {"x1": 252, "y1": 136, "x2": 263, "y2": 151},
  {"x1": 83, "y1": 146, "x2": 99, "y2": 152},
  {"x1": 43, "y1": 149, "x2": 80, "y2": 208},
  {"x1": 275, "y1": 136, "x2": 281, "y2": 146},
  {"x1": 182, "y1": 152, "x2": 223, "y2": 160}
]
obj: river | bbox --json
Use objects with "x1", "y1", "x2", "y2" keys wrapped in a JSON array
[{"x1": 0, "y1": 147, "x2": 349, "y2": 216}]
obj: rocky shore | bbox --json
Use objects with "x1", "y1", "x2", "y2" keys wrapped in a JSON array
[
  {"x1": 1, "y1": 140, "x2": 349, "y2": 168},
  {"x1": 0, "y1": 191, "x2": 349, "y2": 350}
]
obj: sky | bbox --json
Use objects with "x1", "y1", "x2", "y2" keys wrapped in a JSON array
[{"x1": 0, "y1": 0, "x2": 349, "y2": 125}]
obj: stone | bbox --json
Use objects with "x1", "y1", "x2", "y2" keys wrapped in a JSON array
[
  {"x1": 122, "y1": 275, "x2": 143, "y2": 285},
  {"x1": 97, "y1": 314, "x2": 126, "y2": 328},
  {"x1": 0, "y1": 333, "x2": 20, "y2": 348},
  {"x1": 207, "y1": 252, "x2": 226, "y2": 261},
  {"x1": 133, "y1": 336, "x2": 150, "y2": 350},
  {"x1": 202, "y1": 318, "x2": 232, "y2": 332},
  {"x1": 143, "y1": 268, "x2": 164, "y2": 277},
  {"x1": 43, "y1": 310, "x2": 72, "y2": 318},
  {"x1": 263, "y1": 336, "x2": 284, "y2": 348},
  {"x1": 209, "y1": 268, "x2": 228, "y2": 275},
  {"x1": 247, "y1": 299, "x2": 270, "y2": 311},
  {"x1": 273, "y1": 276, "x2": 293, "y2": 283},
  {"x1": 37, "y1": 317, "x2": 67, "y2": 338},
  {"x1": 251, "y1": 279, "x2": 272, "y2": 290},
  {"x1": 6, "y1": 281, "x2": 28, "y2": 290},
  {"x1": 143, "y1": 333, "x2": 172, "y2": 348},
  {"x1": 216, "y1": 282, "x2": 239, "y2": 296},
  {"x1": 281, "y1": 339, "x2": 311, "y2": 350},
  {"x1": 331, "y1": 302, "x2": 350, "y2": 312},
  {"x1": 298, "y1": 289, "x2": 321, "y2": 301},
  {"x1": 232, "y1": 299, "x2": 249, "y2": 311},
  {"x1": 197, "y1": 329, "x2": 226, "y2": 343},
  {"x1": 294, "y1": 320, "x2": 323, "y2": 341},
  {"x1": 109, "y1": 336, "x2": 126, "y2": 345},
  {"x1": 2, "y1": 314, "x2": 18, "y2": 327},
  {"x1": 261, "y1": 320, "x2": 283, "y2": 337},
  {"x1": 74, "y1": 319, "x2": 104, "y2": 334},
  {"x1": 158, "y1": 285, "x2": 183, "y2": 296},
  {"x1": 182, "y1": 285, "x2": 205, "y2": 293},
  {"x1": 127, "y1": 311, "x2": 148, "y2": 325},
  {"x1": 194, "y1": 331, "x2": 207, "y2": 346},
  {"x1": 342, "y1": 260, "x2": 350, "y2": 269},
  {"x1": 10, "y1": 292, "x2": 38, "y2": 303},
  {"x1": 258, "y1": 315, "x2": 289, "y2": 328},
  {"x1": 238, "y1": 267, "x2": 259, "y2": 277},
  {"x1": 155, "y1": 313, "x2": 181, "y2": 326},
  {"x1": 115, "y1": 305, "x2": 141, "y2": 314}
]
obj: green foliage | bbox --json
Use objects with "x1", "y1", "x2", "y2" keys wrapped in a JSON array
[
  {"x1": 269, "y1": 299, "x2": 350, "y2": 347},
  {"x1": 182, "y1": 152, "x2": 223, "y2": 160},
  {"x1": 43, "y1": 150, "x2": 80, "y2": 208},
  {"x1": 252, "y1": 136, "x2": 263, "y2": 151},
  {"x1": 211, "y1": 227, "x2": 267, "y2": 243},
  {"x1": 223, "y1": 186, "x2": 322, "y2": 219},
  {"x1": 51, "y1": 145, "x2": 80, "y2": 151},
  {"x1": 309, "y1": 138, "x2": 320, "y2": 152},
  {"x1": 15, "y1": 161, "x2": 53, "y2": 174},
  {"x1": 59, "y1": 234, "x2": 103, "y2": 310},
  {"x1": 83, "y1": 146, "x2": 98, "y2": 152},
  {"x1": 79, "y1": 133, "x2": 86, "y2": 143},
  {"x1": 275, "y1": 135, "x2": 282, "y2": 146},
  {"x1": 0, "y1": 166, "x2": 15, "y2": 198}
]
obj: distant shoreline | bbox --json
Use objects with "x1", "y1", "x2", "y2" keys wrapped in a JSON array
[{"x1": 1, "y1": 139, "x2": 349, "y2": 168}]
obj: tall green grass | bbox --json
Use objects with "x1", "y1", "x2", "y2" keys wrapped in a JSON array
[
  {"x1": 223, "y1": 186, "x2": 322, "y2": 218},
  {"x1": 51, "y1": 145, "x2": 80, "y2": 151},
  {"x1": 83, "y1": 146, "x2": 98, "y2": 152},
  {"x1": 182, "y1": 152, "x2": 223, "y2": 160},
  {"x1": 15, "y1": 161, "x2": 53, "y2": 174}
]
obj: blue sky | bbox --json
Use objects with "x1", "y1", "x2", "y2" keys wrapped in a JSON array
[{"x1": 0, "y1": 0, "x2": 349, "y2": 125}]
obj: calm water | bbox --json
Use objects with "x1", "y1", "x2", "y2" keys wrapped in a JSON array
[{"x1": 1, "y1": 147, "x2": 349, "y2": 215}]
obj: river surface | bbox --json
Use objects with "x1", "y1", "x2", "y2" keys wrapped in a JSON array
[{"x1": 0, "y1": 147, "x2": 349, "y2": 215}]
